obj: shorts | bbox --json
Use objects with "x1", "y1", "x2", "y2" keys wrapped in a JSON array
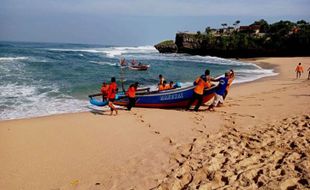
[
  {"x1": 211, "y1": 93, "x2": 224, "y2": 107},
  {"x1": 108, "y1": 98, "x2": 115, "y2": 102}
]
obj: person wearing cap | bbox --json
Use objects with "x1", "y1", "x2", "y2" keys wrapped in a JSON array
[
  {"x1": 186, "y1": 69, "x2": 211, "y2": 111},
  {"x1": 208, "y1": 72, "x2": 229, "y2": 111},
  {"x1": 126, "y1": 82, "x2": 138, "y2": 111}
]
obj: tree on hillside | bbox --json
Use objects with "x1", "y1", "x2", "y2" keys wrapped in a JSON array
[{"x1": 233, "y1": 20, "x2": 240, "y2": 29}]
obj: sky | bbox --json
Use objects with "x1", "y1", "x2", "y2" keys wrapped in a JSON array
[{"x1": 0, "y1": 0, "x2": 310, "y2": 46}]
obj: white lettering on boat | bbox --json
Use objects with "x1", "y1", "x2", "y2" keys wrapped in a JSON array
[{"x1": 160, "y1": 93, "x2": 184, "y2": 101}]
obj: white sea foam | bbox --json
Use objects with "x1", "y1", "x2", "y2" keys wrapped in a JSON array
[
  {"x1": 0, "y1": 83, "x2": 88, "y2": 120},
  {"x1": 0, "y1": 57, "x2": 29, "y2": 61},
  {"x1": 89, "y1": 61, "x2": 118, "y2": 66},
  {"x1": 47, "y1": 46, "x2": 157, "y2": 58}
]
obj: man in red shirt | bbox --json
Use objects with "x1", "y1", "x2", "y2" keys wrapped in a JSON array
[{"x1": 107, "y1": 77, "x2": 118, "y2": 115}]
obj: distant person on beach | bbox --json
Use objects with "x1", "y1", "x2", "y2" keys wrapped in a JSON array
[
  {"x1": 186, "y1": 69, "x2": 211, "y2": 111},
  {"x1": 223, "y1": 69, "x2": 235, "y2": 100},
  {"x1": 100, "y1": 82, "x2": 109, "y2": 101},
  {"x1": 308, "y1": 67, "x2": 310, "y2": 80},
  {"x1": 107, "y1": 77, "x2": 118, "y2": 115},
  {"x1": 208, "y1": 72, "x2": 229, "y2": 111},
  {"x1": 126, "y1": 82, "x2": 138, "y2": 111},
  {"x1": 295, "y1": 63, "x2": 304, "y2": 79}
]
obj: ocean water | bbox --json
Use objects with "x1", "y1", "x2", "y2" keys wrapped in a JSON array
[{"x1": 0, "y1": 41, "x2": 277, "y2": 120}]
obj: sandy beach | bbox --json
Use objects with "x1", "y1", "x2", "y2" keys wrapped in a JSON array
[{"x1": 0, "y1": 57, "x2": 309, "y2": 190}]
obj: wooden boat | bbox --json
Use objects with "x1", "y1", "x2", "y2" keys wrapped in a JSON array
[
  {"x1": 113, "y1": 85, "x2": 217, "y2": 108},
  {"x1": 89, "y1": 76, "x2": 234, "y2": 108},
  {"x1": 128, "y1": 64, "x2": 150, "y2": 71}
]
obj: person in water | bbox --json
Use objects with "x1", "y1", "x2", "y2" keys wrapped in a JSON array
[
  {"x1": 208, "y1": 72, "x2": 229, "y2": 111},
  {"x1": 186, "y1": 69, "x2": 211, "y2": 111},
  {"x1": 295, "y1": 63, "x2": 304, "y2": 79},
  {"x1": 120, "y1": 58, "x2": 127, "y2": 66},
  {"x1": 131, "y1": 59, "x2": 137, "y2": 66},
  {"x1": 100, "y1": 82, "x2": 109, "y2": 101},
  {"x1": 107, "y1": 77, "x2": 118, "y2": 115},
  {"x1": 126, "y1": 82, "x2": 138, "y2": 111}
]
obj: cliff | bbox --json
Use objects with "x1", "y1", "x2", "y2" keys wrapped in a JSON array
[{"x1": 154, "y1": 20, "x2": 310, "y2": 58}]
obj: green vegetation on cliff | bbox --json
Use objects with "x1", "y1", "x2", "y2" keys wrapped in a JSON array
[{"x1": 155, "y1": 19, "x2": 310, "y2": 58}]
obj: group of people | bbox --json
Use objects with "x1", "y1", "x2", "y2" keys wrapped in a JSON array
[
  {"x1": 158, "y1": 74, "x2": 175, "y2": 91},
  {"x1": 295, "y1": 62, "x2": 310, "y2": 80},
  {"x1": 98, "y1": 69, "x2": 234, "y2": 115},
  {"x1": 100, "y1": 77, "x2": 139, "y2": 115},
  {"x1": 186, "y1": 69, "x2": 234, "y2": 112},
  {"x1": 120, "y1": 58, "x2": 142, "y2": 67}
]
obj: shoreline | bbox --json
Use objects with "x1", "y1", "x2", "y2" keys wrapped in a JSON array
[
  {"x1": 0, "y1": 57, "x2": 280, "y2": 122},
  {"x1": 0, "y1": 57, "x2": 309, "y2": 190}
]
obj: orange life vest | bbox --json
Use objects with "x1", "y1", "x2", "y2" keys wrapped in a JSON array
[
  {"x1": 126, "y1": 86, "x2": 136, "y2": 98},
  {"x1": 296, "y1": 65, "x2": 304, "y2": 72},
  {"x1": 194, "y1": 77, "x2": 206, "y2": 95},
  {"x1": 107, "y1": 82, "x2": 117, "y2": 99},
  {"x1": 101, "y1": 85, "x2": 109, "y2": 95},
  {"x1": 164, "y1": 85, "x2": 171, "y2": 90}
]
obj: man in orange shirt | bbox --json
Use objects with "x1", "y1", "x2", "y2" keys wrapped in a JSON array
[
  {"x1": 126, "y1": 82, "x2": 138, "y2": 111},
  {"x1": 186, "y1": 69, "x2": 210, "y2": 111},
  {"x1": 295, "y1": 63, "x2": 304, "y2": 79}
]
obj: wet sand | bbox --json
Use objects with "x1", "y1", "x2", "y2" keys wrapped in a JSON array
[{"x1": 0, "y1": 57, "x2": 309, "y2": 190}]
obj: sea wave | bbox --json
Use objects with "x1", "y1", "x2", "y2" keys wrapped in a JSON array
[
  {"x1": 0, "y1": 57, "x2": 29, "y2": 61},
  {"x1": 89, "y1": 61, "x2": 118, "y2": 66},
  {"x1": 47, "y1": 46, "x2": 157, "y2": 58},
  {"x1": 0, "y1": 83, "x2": 88, "y2": 120}
]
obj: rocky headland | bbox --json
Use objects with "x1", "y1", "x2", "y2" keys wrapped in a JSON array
[{"x1": 155, "y1": 20, "x2": 310, "y2": 58}]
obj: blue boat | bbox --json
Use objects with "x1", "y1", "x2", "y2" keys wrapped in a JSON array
[{"x1": 112, "y1": 85, "x2": 218, "y2": 108}]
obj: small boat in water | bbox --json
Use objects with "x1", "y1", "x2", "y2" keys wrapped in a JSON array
[{"x1": 128, "y1": 64, "x2": 150, "y2": 71}]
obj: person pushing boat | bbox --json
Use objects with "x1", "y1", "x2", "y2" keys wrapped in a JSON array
[
  {"x1": 186, "y1": 69, "x2": 211, "y2": 111},
  {"x1": 107, "y1": 77, "x2": 118, "y2": 115},
  {"x1": 208, "y1": 72, "x2": 229, "y2": 111},
  {"x1": 126, "y1": 82, "x2": 138, "y2": 111}
]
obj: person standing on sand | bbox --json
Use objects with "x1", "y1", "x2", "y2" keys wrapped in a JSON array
[
  {"x1": 126, "y1": 82, "x2": 138, "y2": 111},
  {"x1": 186, "y1": 69, "x2": 211, "y2": 112},
  {"x1": 208, "y1": 72, "x2": 229, "y2": 111},
  {"x1": 308, "y1": 67, "x2": 310, "y2": 80},
  {"x1": 107, "y1": 77, "x2": 118, "y2": 115},
  {"x1": 295, "y1": 63, "x2": 304, "y2": 79}
]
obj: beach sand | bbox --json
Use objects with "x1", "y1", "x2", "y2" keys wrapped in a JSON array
[{"x1": 0, "y1": 57, "x2": 309, "y2": 190}]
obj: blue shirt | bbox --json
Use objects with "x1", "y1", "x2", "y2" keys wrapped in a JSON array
[{"x1": 216, "y1": 77, "x2": 228, "y2": 96}]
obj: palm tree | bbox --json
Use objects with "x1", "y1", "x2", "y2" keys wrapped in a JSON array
[
  {"x1": 233, "y1": 20, "x2": 240, "y2": 29},
  {"x1": 221, "y1": 23, "x2": 227, "y2": 29}
]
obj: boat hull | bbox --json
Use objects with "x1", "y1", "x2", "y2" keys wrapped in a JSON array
[{"x1": 114, "y1": 85, "x2": 217, "y2": 108}]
